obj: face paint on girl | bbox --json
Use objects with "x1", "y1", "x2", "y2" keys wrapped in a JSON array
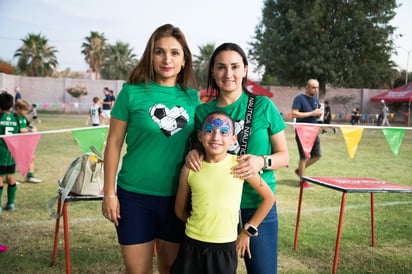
[{"x1": 203, "y1": 117, "x2": 232, "y2": 136}]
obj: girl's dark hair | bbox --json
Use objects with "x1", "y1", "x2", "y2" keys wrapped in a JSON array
[
  {"x1": 128, "y1": 24, "x2": 196, "y2": 90},
  {"x1": 206, "y1": 42, "x2": 253, "y2": 98}
]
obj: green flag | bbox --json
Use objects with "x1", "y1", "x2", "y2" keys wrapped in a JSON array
[
  {"x1": 382, "y1": 128, "x2": 405, "y2": 156},
  {"x1": 71, "y1": 127, "x2": 108, "y2": 153}
]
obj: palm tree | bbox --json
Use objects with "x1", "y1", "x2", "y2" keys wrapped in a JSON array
[
  {"x1": 14, "y1": 33, "x2": 58, "y2": 77},
  {"x1": 101, "y1": 41, "x2": 138, "y2": 80},
  {"x1": 193, "y1": 43, "x2": 215, "y2": 90},
  {"x1": 81, "y1": 31, "x2": 107, "y2": 79}
]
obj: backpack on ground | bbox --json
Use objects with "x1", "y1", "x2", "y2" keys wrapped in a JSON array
[{"x1": 48, "y1": 146, "x2": 104, "y2": 218}]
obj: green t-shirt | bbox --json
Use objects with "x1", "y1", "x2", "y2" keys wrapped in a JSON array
[
  {"x1": 17, "y1": 115, "x2": 30, "y2": 130},
  {"x1": 0, "y1": 113, "x2": 20, "y2": 166},
  {"x1": 111, "y1": 81, "x2": 200, "y2": 196},
  {"x1": 195, "y1": 93, "x2": 286, "y2": 208}
]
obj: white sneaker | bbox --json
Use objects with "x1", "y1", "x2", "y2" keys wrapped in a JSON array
[{"x1": 26, "y1": 177, "x2": 42, "y2": 183}]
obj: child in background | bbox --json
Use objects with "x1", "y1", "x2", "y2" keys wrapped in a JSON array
[
  {"x1": 14, "y1": 100, "x2": 42, "y2": 183},
  {"x1": 31, "y1": 104, "x2": 39, "y2": 123},
  {"x1": 0, "y1": 93, "x2": 20, "y2": 213},
  {"x1": 86, "y1": 97, "x2": 103, "y2": 126},
  {"x1": 171, "y1": 111, "x2": 275, "y2": 274}
]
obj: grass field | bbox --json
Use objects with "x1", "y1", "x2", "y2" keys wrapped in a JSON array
[{"x1": 0, "y1": 114, "x2": 411, "y2": 274}]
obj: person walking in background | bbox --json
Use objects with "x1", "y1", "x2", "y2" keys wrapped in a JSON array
[
  {"x1": 350, "y1": 107, "x2": 360, "y2": 125},
  {"x1": 379, "y1": 99, "x2": 391, "y2": 126},
  {"x1": 86, "y1": 97, "x2": 103, "y2": 126},
  {"x1": 0, "y1": 93, "x2": 20, "y2": 214},
  {"x1": 292, "y1": 79, "x2": 323, "y2": 189},
  {"x1": 321, "y1": 100, "x2": 336, "y2": 134},
  {"x1": 171, "y1": 111, "x2": 275, "y2": 274},
  {"x1": 14, "y1": 100, "x2": 42, "y2": 183},
  {"x1": 185, "y1": 43, "x2": 288, "y2": 274},
  {"x1": 14, "y1": 87, "x2": 22, "y2": 102},
  {"x1": 101, "y1": 87, "x2": 114, "y2": 125},
  {"x1": 101, "y1": 24, "x2": 199, "y2": 274}
]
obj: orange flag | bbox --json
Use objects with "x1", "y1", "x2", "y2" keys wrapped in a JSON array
[
  {"x1": 295, "y1": 124, "x2": 320, "y2": 158},
  {"x1": 340, "y1": 127, "x2": 364, "y2": 159},
  {"x1": 2, "y1": 134, "x2": 41, "y2": 177}
]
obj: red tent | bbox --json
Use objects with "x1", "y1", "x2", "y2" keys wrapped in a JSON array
[
  {"x1": 370, "y1": 82, "x2": 412, "y2": 103},
  {"x1": 370, "y1": 82, "x2": 412, "y2": 125},
  {"x1": 199, "y1": 80, "x2": 273, "y2": 103}
]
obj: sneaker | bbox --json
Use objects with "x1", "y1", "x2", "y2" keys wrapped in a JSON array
[
  {"x1": 301, "y1": 180, "x2": 313, "y2": 189},
  {"x1": 26, "y1": 176, "x2": 42, "y2": 183},
  {"x1": 5, "y1": 203, "x2": 15, "y2": 211}
]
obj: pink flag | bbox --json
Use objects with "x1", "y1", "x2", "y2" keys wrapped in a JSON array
[
  {"x1": 295, "y1": 124, "x2": 320, "y2": 158},
  {"x1": 2, "y1": 134, "x2": 41, "y2": 178}
]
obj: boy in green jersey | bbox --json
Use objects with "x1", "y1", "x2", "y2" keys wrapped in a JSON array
[
  {"x1": 14, "y1": 100, "x2": 42, "y2": 183},
  {"x1": 0, "y1": 93, "x2": 20, "y2": 213}
]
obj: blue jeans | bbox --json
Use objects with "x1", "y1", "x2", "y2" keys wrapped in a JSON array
[{"x1": 241, "y1": 203, "x2": 278, "y2": 274}]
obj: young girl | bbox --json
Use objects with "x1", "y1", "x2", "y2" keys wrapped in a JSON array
[
  {"x1": 185, "y1": 43, "x2": 288, "y2": 274},
  {"x1": 171, "y1": 111, "x2": 275, "y2": 274}
]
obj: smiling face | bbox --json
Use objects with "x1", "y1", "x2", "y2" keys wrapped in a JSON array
[
  {"x1": 153, "y1": 36, "x2": 186, "y2": 86},
  {"x1": 211, "y1": 50, "x2": 248, "y2": 95},
  {"x1": 199, "y1": 113, "x2": 237, "y2": 162}
]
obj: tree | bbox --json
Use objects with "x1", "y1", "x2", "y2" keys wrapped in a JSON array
[
  {"x1": 100, "y1": 41, "x2": 138, "y2": 80},
  {"x1": 14, "y1": 33, "x2": 58, "y2": 77},
  {"x1": 193, "y1": 43, "x2": 215, "y2": 90},
  {"x1": 81, "y1": 31, "x2": 107, "y2": 79},
  {"x1": 249, "y1": 0, "x2": 398, "y2": 99}
]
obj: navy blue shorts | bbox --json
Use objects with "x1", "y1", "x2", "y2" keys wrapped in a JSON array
[{"x1": 116, "y1": 186, "x2": 185, "y2": 245}]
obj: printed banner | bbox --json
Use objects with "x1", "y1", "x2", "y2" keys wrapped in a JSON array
[
  {"x1": 3, "y1": 134, "x2": 41, "y2": 178},
  {"x1": 71, "y1": 127, "x2": 108, "y2": 153},
  {"x1": 382, "y1": 128, "x2": 405, "y2": 156},
  {"x1": 295, "y1": 124, "x2": 320, "y2": 158},
  {"x1": 340, "y1": 127, "x2": 364, "y2": 159}
]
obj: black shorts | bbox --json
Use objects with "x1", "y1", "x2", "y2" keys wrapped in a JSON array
[
  {"x1": 170, "y1": 236, "x2": 237, "y2": 274},
  {"x1": 0, "y1": 164, "x2": 16, "y2": 176},
  {"x1": 295, "y1": 133, "x2": 321, "y2": 160}
]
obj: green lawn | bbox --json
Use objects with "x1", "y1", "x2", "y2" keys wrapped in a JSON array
[{"x1": 0, "y1": 114, "x2": 411, "y2": 273}]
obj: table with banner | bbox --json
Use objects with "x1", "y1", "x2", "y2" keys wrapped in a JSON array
[{"x1": 293, "y1": 177, "x2": 412, "y2": 274}]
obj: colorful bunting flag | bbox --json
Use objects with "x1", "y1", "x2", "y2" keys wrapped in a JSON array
[
  {"x1": 71, "y1": 127, "x2": 108, "y2": 153},
  {"x1": 2, "y1": 134, "x2": 41, "y2": 177},
  {"x1": 382, "y1": 128, "x2": 405, "y2": 156},
  {"x1": 340, "y1": 127, "x2": 364, "y2": 159},
  {"x1": 295, "y1": 124, "x2": 320, "y2": 158}
]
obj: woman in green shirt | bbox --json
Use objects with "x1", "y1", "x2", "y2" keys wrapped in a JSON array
[{"x1": 101, "y1": 24, "x2": 199, "y2": 274}]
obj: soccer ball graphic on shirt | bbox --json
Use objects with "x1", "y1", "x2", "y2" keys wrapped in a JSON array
[{"x1": 150, "y1": 104, "x2": 189, "y2": 137}]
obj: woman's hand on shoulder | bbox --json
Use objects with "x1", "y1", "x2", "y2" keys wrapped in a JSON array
[
  {"x1": 232, "y1": 154, "x2": 264, "y2": 179},
  {"x1": 184, "y1": 149, "x2": 203, "y2": 172}
]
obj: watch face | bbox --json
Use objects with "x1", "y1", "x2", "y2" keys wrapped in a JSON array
[{"x1": 246, "y1": 225, "x2": 257, "y2": 236}]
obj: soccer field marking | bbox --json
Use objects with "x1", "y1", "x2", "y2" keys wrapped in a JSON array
[{"x1": 1, "y1": 200, "x2": 411, "y2": 228}]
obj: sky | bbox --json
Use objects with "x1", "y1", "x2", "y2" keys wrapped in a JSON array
[{"x1": 1, "y1": 0, "x2": 411, "y2": 80}]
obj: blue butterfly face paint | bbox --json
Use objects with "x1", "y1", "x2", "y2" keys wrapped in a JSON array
[{"x1": 203, "y1": 117, "x2": 232, "y2": 136}]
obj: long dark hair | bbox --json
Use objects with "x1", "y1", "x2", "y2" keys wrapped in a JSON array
[
  {"x1": 128, "y1": 24, "x2": 196, "y2": 90},
  {"x1": 206, "y1": 43, "x2": 253, "y2": 97}
]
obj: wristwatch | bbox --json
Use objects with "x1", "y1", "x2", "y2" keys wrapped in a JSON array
[
  {"x1": 244, "y1": 223, "x2": 259, "y2": 237},
  {"x1": 262, "y1": 155, "x2": 272, "y2": 170}
]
